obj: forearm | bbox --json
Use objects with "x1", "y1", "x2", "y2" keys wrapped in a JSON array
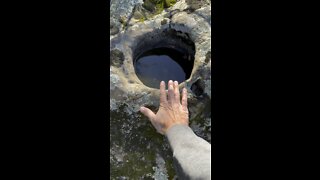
[{"x1": 166, "y1": 125, "x2": 211, "y2": 180}]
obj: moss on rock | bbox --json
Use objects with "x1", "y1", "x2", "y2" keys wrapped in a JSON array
[
  {"x1": 142, "y1": 0, "x2": 176, "y2": 16},
  {"x1": 164, "y1": 0, "x2": 176, "y2": 8}
]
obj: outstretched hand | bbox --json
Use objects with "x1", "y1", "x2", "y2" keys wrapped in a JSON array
[{"x1": 140, "y1": 80, "x2": 189, "y2": 135}]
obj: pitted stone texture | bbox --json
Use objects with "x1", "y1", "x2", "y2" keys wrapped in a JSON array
[
  {"x1": 110, "y1": 21, "x2": 119, "y2": 35},
  {"x1": 186, "y1": 0, "x2": 211, "y2": 10},
  {"x1": 110, "y1": 0, "x2": 144, "y2": 36},
  {"x1": 110, "y1": 49, "x2": 125, "y2": 67},
  {"x1": 110, "y1": 3, "x2": 211, "y2": 117},
  {"x1": 110, "y1": 0, "x2": 211, "y2": 179}
]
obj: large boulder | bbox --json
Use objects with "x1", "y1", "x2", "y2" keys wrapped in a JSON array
[{"x1": 110, "y1": 0, "x2": 211, "y2": 179}]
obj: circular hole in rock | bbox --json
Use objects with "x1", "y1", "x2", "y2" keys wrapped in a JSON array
[{"x1": 133, "y1": 29, "x2": 195, "y2": 89}]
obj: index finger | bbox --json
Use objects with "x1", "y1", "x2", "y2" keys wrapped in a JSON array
[{"x1": 160, "y1": 81, "x2": 167, "y2": 105}]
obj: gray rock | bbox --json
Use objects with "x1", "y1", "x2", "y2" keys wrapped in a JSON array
[
  {"x1": 110, "y1": 49, "x2": 124, "y2": 68},
  {"x1": 110, "y1": 22, "x2": 119, "y2": 35},
  {"x1": 110, "y1": 0, "x2": 211, "y2": 179}
]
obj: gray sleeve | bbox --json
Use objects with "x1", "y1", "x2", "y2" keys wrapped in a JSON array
[{"x1": 165, "y1": 125, "x2": 211, "y2": 180}]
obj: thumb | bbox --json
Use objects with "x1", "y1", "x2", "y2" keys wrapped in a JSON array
[{"x1": 140, "y1": 107, "x2": 156, "y2": 121}]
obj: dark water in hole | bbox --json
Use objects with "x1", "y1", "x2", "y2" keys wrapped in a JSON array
[{"x1": 134, "y1": 47, "x2": 192, "y2": 88}]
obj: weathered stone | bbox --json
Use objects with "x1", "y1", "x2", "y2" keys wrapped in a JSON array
[
  {"x1": 110, "y1": 49, "x2": 124, "y2": 68},
  {"x1": 186, "y1": 0, "x2": 210, "y2": 10},
  {"x1": 110, "y1": 22, "x2": 119, "y2": 35},
  {"x1": 191, "y1": 78, "x2": 205, "y2": 97},
  {"x1": 110, "y1": 0, "x2": 211, "y2": 178},
  {"x1": 110, "y1": 0, "x2": 212, "y2": 139},
  {"x1": 161, "y1": 18, "x2": 167, "y2": 25},
  {"x1": 142, "y1": 0, "x2": 157, "y2": 12},
  {"x1": 205, "y1": 50, "x2": 211, "y2": 63},
  {"x1": 133, "y1": 10, "x2": 144, "y2": 20}
]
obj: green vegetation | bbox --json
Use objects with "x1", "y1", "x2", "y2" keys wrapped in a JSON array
[
  {"x1": 119, "y1": 16, "x2": 128, "y2": 29},
  {"x1": 110, "y1": 105, "x2": 176, "y2": 179},
  {"x1": 142, "y1": 0, "x2": 176, "y2": 15},
  {"x1": 138, "y1": 17, "x2": 146, "y2": 22},
  {"x1": 165, "y1": 0, "x2": 176, "y2": 8}
]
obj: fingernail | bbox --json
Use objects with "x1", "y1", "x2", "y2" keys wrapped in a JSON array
[
  {"x1": 160, "y1": 81, "x2": 164, "y2": 85},
  {"x1": 174, "y1": 81, "x2": 178, "y2": 85},
  {"x1": 140, "y1": 107, "x2": 145, "y2": 111},
  {"x1": 169, "y1": 80, "x2": 173, "y2": 84}
]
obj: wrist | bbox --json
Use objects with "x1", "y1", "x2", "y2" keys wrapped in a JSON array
[{"x1": 164, "y1": 123, "x2": 189, "y2": 135}]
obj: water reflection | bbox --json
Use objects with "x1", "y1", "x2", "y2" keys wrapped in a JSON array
[{"x1": 134, "y1": 48, "x2": 189, "y2": 88}]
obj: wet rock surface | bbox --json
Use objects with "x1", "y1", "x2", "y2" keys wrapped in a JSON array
[{"x1": 110, "y1": 0, "x2": 211, "y2": 179}]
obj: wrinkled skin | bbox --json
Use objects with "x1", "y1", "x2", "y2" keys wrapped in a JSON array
[{"x1": 140, "y1": 80, "x2": 189, "y2": 134}]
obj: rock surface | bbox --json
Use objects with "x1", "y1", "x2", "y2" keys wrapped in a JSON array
[{"x1": 110, "y1": 0, "x2": 211, "y2": 179}]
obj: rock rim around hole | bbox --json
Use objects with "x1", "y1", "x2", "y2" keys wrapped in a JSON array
[
  {"x1": 110, "y1": 1, "x2": 211, "y2": 179},
  {"x1": 133, "y1": 37, "x2": 195, "y2": 88},
  {"x1": 110, "y1": 1, "x2": 211, "y2": 120}
]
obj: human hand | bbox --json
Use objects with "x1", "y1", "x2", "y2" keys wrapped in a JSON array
[{"x1": 140, "y1": 80, "x2": 189, "y2": 135}]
